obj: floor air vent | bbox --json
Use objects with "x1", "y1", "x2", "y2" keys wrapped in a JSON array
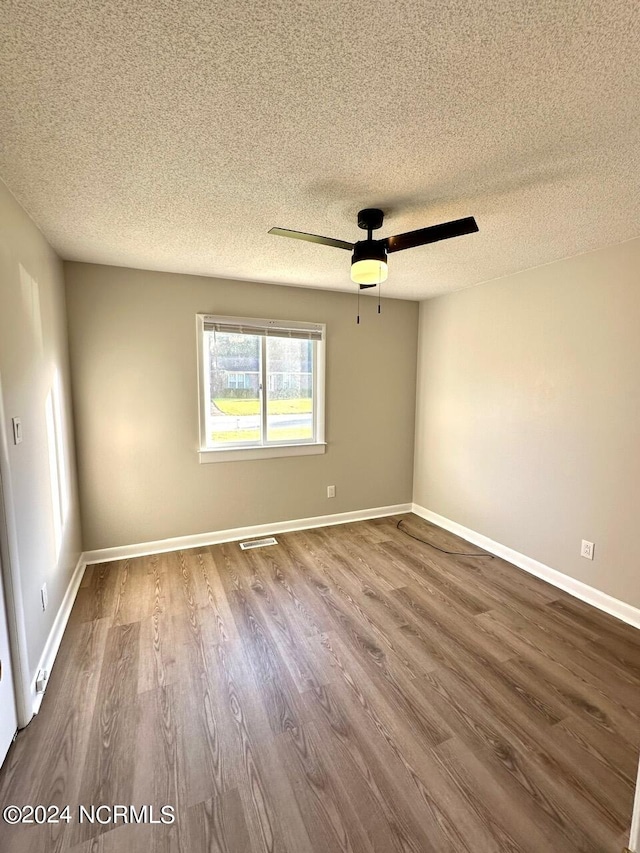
[{"x1": 239, "y1": 536, "x2": 278, "y2": 550}]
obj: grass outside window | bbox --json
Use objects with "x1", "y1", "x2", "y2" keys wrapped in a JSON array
[{"x1": 214, "y1": 398, "x2": 312, "y2": 416}]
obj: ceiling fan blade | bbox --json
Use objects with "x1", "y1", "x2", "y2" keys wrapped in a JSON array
[
  {"x1": 268, "y1": 227, "x2": 353, "y2": 251},
  {"x1": 384, "y1": 216, "x2": 478, "y2": 254}
]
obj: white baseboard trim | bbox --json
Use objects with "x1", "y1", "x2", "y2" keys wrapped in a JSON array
[
  {"x1": 31, "y1": 553, "x2": 86, "y2": 715},
  {"x1": 629, "y1": 758, "x2": 640, "y2": 853},
  {"x1": 82, "y1": 503, "x2": 413, "y2": 566},
  {"x1": 411, "y1": 504, "x2": 640, "y2": 630}
]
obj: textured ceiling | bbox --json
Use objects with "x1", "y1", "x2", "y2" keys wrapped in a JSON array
[{"x1": 1, "y1": 1, "x2": 639, "y2": 300}]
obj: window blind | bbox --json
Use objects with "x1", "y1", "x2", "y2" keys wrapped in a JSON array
[{"x1": 203, "y1": 315, "x2": 324, "y2": 341}]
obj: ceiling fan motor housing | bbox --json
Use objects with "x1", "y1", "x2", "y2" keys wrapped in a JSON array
[{"x1": 352, "y1": 239, "x2": 387, "y2": 266}]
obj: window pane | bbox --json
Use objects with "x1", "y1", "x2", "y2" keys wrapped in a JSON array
[
  {"x1": 207, "y1": 331, "x2": 261, "y2": 445},
  {"x1": 266, "y1": 337, "x2": 313, "y2": 442}
]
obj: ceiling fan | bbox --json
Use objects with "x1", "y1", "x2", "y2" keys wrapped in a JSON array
[{"x1": 269, "y1": 208, "x2": 479, "y2": 288}]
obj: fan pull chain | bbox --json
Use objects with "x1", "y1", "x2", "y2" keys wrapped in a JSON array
[
  {"x1": 357, "y1": 287, "x2": 360, "y2": 325},
  {"x1": 378, "y1": 274, "x2": 381, "y2": 314}
]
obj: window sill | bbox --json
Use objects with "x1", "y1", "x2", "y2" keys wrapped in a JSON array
[{"x1": 199, "y1": 442, "x2": 326, "y2": 463}]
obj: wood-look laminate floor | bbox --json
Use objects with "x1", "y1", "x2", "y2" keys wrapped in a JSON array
[{"x1": 1, "y1": 514, "x2": 639, "y2": 853}]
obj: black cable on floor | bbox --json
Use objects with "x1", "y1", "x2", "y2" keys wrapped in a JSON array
[{"x1": 396, "y1": 519, "x2": 494, "y2": 559}]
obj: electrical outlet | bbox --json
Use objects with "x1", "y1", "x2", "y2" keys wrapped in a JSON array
[
  {"x1": 580, "y1": 540, "x2": 595, "y2": 560},
  {"x1": 41, "y1": 583, "x2": 48, "y2": 611},
  {"x1": 327, "y1": 485, "x2": 336, "y2": 498}
]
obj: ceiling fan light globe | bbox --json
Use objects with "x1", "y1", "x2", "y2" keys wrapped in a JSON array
[{"x1": 350, "y1": 259, "x2": 388, "y2": 285}]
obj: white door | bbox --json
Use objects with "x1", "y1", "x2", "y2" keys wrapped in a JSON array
[{"x1": 0, "y1": 549, "x2": 17, "y2": 768}]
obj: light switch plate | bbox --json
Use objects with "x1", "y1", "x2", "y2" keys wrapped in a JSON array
[{"x1": 12, "y1": 417, "x2": 22, "y2": 445}]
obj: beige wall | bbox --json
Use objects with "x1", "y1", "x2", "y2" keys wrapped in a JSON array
[
  {"x1": 414, "y1": 237, "x2": 640, "y2": 609},
  {"x1": 0, "y1": 180, "x2": 82, "y2": 673},
  {"x1": 64, "y1": 263, "x2": 418, "y2": 550}
]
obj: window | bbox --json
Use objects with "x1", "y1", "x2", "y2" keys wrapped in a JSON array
[
  {"x1": 227, "y1": 371, "x2": 257, "y2": 390},
  {"x1": 197, "y1": 315, "x2": 326, "y2": 462}
]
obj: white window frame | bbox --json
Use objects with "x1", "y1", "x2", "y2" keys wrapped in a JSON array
[{"x1": 196, "y1": 314, "x2": 326, "y2": 463}]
